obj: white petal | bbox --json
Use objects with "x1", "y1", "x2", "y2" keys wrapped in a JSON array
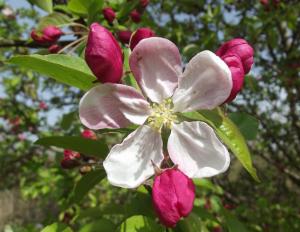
[
  {"x1": 173, "y1": 51, "x2": 232, "y2": 112},
  {"x1": 168, "y1": 121, "x2": 230, "y2": 178},
  {"x1": 129, "y1": 37, "x2": 182, "y2": 103},
  {"x1": 103, "y1": 125, "x2": 164, "y2": 188},
  {"x1": 79, "y1": 83, "x2": 151, "y2": 130}
]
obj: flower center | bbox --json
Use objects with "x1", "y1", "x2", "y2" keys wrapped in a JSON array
[{"x1": 147, "y1": 99, "x2": 178, "y2": 131}]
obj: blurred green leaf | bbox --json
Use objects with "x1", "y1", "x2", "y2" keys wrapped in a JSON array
[
  {"x1": 68, "y1": 169, "x2": 106, "y2": 206},
  {"x1": 79, "y1": 192, "x2": 155, "y2": 220},
  {"x1": 79, "y1": 219, "x2": 115, "y2": 232},
  {"x1": 41, "y1": 223, "x2": 73, "y2": 232},
  {"x1": 9, "y1": 55, "x2": 95, "y2": 90},
  {"x1": 28, "y1": 0, "x2": 52, "y2": 13},
  {"x1": 223, "y1": 210, "x2": 249, "y2": 232},
  {"x1": 35, "y1": 136, "x2": 109, "y2": 158},
  {"x1": 181, "y1": 108, "x2": 259, "y2": 181},
  {"x1": 229, "y1": 112, "x2": 259, "y2": 140},
  {"x1": 37, "y1": 12, "x2": 72, "y2": 31},
  {"x1": 117, "y1": 215, "x2": 164, "y2": 232},
  {"x1": 175, "y1": 213, "x2": 209, "y2": 232},
  {"x1": 61, "y1": 111, "x2": 77, "y2": 130}
]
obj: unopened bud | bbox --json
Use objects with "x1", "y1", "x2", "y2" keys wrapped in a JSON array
[
  {"x1": 130, "y1": 27, "x2": 155, "y2": 50},
  {"x1": 85, "y1": 23, "x2": 123, "y2": 83},
  {"x1": 152, "y1": 168, "x2": 195, "y2": 227}
]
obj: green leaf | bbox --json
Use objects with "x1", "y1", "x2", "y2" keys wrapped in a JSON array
[
  {"x1": 117, "y1": 215, "x2": 164, "y2": 232},
  {"x1": 35, "y1": 136, "x2": 109, "y2": 158},
  {"x1": 79, "y1": 192, "x2": 155, "y2": 220},
  {"x1": 223, "y1": 210, "x2": 249, "y2": 232},
  {"x1": 117, "y1": 0, "x2": 139, "y2": 21},
  {"x1": 175, "y1": 213, "x2": 209, "y2": 232},
  {"x1": 61, "y1": 111, "x2": 77, "y2": 130},
  {"x1": 67, "y1": 0, "x2": 90, "y2": 15},
  {"x1": 181, "y1": 108, "x2": 259, "y2": 181},
  {"x1": 37, "y1": 12, "x2": 72, "y2": 31},
  {"x1": 79, "y1": 219, "x2": 115, "y2": 232},
  {"x1": 229, "y1": 112, "x2": 259, "y2": 140},
  {"x1": 68, "y1": 169, "x2": 106, "y2": 206},
  {"x1": 9, "y1": 55, "x2": 95, "y2": 90},
  {"x1": 28, "y1": 0, "x2": 53, "y2": 13},
  {"x1": 41, "y1": 223, "x2": 73, "y2": 232}
]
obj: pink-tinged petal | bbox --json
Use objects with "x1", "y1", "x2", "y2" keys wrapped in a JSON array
[
  {"x1": 221, "y1": 54, "x2": 245, "y2": 103},
  {"x1": 129, "y1": 37, "x2": 182, "y2": 103},
  {"x1": 118, "y1": 30, "x2": 132, "y2": 44},
  {"x1": 168, "y1": 121, "x2": 230, "y2": 178},
  {"x1": 152, "y1": 168, "x2": 195, "y2": 227},
  {"x1": 42, "y1": 26, "x2": 63, "y2": 43},
  {"x1": 103, "y1": 125, "x2": 164, "y2": 188},
  {"x1": 172, "y1": 51, "x2": 232, "y2": 112},
  {"x1": 216, "y1": 38, "x2": 254, "y2": 74},
  {"x1": 85, "y1": 23, "x2": 123, "y2": 83},
  {"x1": 79, "y1": 84, "x2": 151, "y2": 130}
]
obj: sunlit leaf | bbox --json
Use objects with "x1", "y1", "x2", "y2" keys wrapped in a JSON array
[
  {"x1": 117, "y1": 215, "x2": 164, "y2": 232},
  {"x1": 9, "y1": 55, "x2": 95, "y2": 90},
  {"x1": 37, "y1": 12, "x2": 72, "y2": 31},
  {"x1": 41, "y1": 223, "x2": 73, "y2": 232},
  {"x1": 79, "y1": 219, "x2": 115, "y2": 232},
  {"x1": 28, "y1": 0, "x2": 52, "y2": 13}
]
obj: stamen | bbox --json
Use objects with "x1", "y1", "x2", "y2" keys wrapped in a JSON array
[{"x1": 147, "y1": 98, "x2": 178, "y2": 132}]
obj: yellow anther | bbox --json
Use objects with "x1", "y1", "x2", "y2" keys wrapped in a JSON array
[{"x1": 147, "y1": 98, "x2": 178, "y2": 132}]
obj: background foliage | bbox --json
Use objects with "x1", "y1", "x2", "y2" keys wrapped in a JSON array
[{"x1": 0, "y1": 0, "x2": 299, "y2": 231}]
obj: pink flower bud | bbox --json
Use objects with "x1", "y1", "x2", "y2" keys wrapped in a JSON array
[
  {"x1": 81, "y1": 129, "x2": 97, "y2": 140},
  {"x1": 102, "y1": 7, "x2": 116, "y2": 23},
  {"x1": 152, "y1": 168, "x2": 195, "y2": 227},
  {"x1": 216, "y1": 38, "x2": 254, "y2": 74},
  {"x1": 118, "y1": 30, "x2": 132, "y2": 44},
  {"x1": 31, "y1": 30, "x2": 46, "y2": 43},
  {"x1": 260, "y1": 0, "x2": 269, "y2": 5},
  {"x1": 61, "y1": 149, "x2": 80, "y2": 169},
  {"x1": 130, "y1": 9, "x2": 142, "y2": 23},
  {"x1": 221, "y1": 54, "x2": 245, "y2": 103},
  {"x1": 39, "y1": 101, "x2": 48, "y2": 110},
  {"x1": 31, "y1": 25, "x2": 63, "y2": 44},
  {"x1": 129, "y1": 27, "x2": 155, "y2": 50},
  {"x1": 42, "y1": 26, "x2": 63, "y2": 43},
  {"x1": 140, "y1": 0, "x2": 149, "y2": 8},
  {"x1": 85, "y1": 23, "x2": 123, "y2": 83},
  {"x1": 48, "y1": 44, "x2": 61, "y2": 53}
]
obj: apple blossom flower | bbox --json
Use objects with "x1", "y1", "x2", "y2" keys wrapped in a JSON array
[
  {"x1": 130, "y1": 27, "x2": 155, "y2": 50},
  {"x1": 102, "y1": 7, "x2": 116, "y2": 23},
  {"x1": 79, "y1": 37, "x2": 232, "y2": 188},
  {"x1": 118, "y1": 30, "x2": 132, "y2": 44},
  {"x1": 152, "y1": 168, "x2": 195, "y2": 227},
  {"x1": 85, "y1": 23, "x2": 123, "y2": 83},
  {"x1": 130, "y1": 9, "x2": 142, "y2": 23}
]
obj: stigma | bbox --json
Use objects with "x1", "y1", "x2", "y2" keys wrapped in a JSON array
[{"x1": 147, "y1": 98, "x2": 178, "y2": 132}]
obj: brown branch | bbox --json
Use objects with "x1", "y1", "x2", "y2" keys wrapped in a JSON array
[{"x1": 0, "y1": 39, "x2": 73, "y2": 48}]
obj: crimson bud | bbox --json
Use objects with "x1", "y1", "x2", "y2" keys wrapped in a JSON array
[
  {"x1": 152, "y1": 168, "x2": 195, "y2": 227},
  {"x1": 85, "y1": 23, "x2": 123, "y2": 83}
]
